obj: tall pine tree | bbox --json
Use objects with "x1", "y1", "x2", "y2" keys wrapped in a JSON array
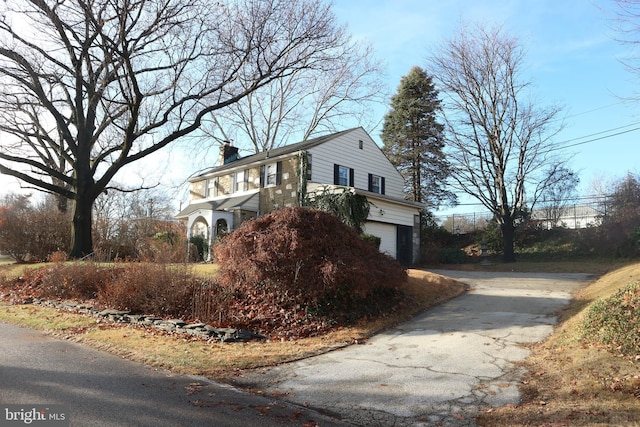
[{"x1": 381, "y1": 66, "x2": 454, "y2": 208}]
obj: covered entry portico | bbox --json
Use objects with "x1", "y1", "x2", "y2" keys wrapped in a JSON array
[{"x1": 175, "y1": 193, "x2": 258, "y2": 260}]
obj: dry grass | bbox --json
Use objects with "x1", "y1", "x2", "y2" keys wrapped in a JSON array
[
  {"x1": 0, "y1": 303, "x2": 97, "y2": 330},
  {"x1": 189, "y1": 263, "x2": 219, "y2": 278},
  {"x1": 0, "y1": 260, "x2": 45, "y2": 278},
  {"x1": 438, "y1": 258, "x2": 631, "y2": 275},
  {"x1": 0, "y1": 268, "x2": 466, "y2": 380},
  {"x1": 477, "y1": 263, "x2": 640, "y2": 427}
]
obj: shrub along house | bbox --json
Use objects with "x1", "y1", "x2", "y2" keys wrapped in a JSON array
[{"x1": 176, "y1": 127, "x2": 423, "y2": 265}]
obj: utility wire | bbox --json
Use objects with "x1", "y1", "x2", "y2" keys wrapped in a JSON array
[
  {"x1": 557, "y1": 120, "x2": 640, "y2": 144},
  {"x1": 557, "y1": 125, "x2": 640, "y2": 149},
  {"x1": 562, "y1": 101, "x2": 629, "y2": 120},
  {"x1": 535, "y1": 121, "x2": 640, "y2": 155}
]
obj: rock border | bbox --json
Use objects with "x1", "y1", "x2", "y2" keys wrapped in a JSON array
[{"x1": 28, "y1": 298, "x2": 266, "y2": 343}]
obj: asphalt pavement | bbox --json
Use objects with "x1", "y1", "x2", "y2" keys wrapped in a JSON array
[
  {"x1": 0, "y1": 323, "x2": 349, "y2": 427},
  {"x1": 230, "y1": 270, "x2": 594, "y2": 426}
]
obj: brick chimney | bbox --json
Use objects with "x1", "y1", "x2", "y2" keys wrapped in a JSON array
[{"x1": 219, "y1": 141, "x2": 239, "y2": 165}]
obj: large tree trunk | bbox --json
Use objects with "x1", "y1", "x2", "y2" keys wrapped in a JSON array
[
  {"x1": 70, "y1": 195, "x2": 94, "y2": 258},
  {"x1": 69, "y1": 161, "x2": 95, "y2": 258},
  {"x1": 501, "y1": 220, "x2": 516, "y2": 263}
]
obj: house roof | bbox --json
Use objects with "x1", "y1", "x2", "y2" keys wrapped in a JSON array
[
  {"x1": 192, "y1": 128, "x2": 360, "y2": 180},
  {"x1": 354, "y1": 188, "x2": 425, "y2": 210},
  {"x1": 175, "y1": 192, "x2": 259, "y2": 219}
]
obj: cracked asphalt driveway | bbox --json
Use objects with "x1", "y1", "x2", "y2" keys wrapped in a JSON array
[{"x1": 232, "y1": 270, "x2": 594, "y2": 426}]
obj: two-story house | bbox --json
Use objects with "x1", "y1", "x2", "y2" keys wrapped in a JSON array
[{"x1": 176, "y1": 127, "x2": 423, "y2": 265}]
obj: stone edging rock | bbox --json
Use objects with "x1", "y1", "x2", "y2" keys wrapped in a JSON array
[{"x1": 29, "y1": 298, "x2": 266, "y2": 343}]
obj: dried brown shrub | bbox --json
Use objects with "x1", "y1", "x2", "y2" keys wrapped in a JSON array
[
  {"x1": 2, "y1": 262, "x2": 220, "y2": 323},
  {"x1": 98, "y1": 263, "x2": 199, "y2": 318},
  {"x1": 214, "y1": 207, "x2": 408, "y2": 337},
  {"x1": 13, "y1": 262, "x2": 112, "y2": 300}
]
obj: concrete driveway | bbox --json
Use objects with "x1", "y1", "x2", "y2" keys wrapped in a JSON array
[{"x1": 232, "y1": 270, "x2": 594, "y2": 426}]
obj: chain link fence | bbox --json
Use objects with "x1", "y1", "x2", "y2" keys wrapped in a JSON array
[{"x1": 434, "y1": 197, "x2": 610, "y2": 233}]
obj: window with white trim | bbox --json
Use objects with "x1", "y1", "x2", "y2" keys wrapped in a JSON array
[
  {"x1": 260, "y1": 161, "x2": 282, "y2": 188},
  {"x1": 234, "y1": 170, "x2": 248, "y2": 192},
  {"x1": 368, "y1": 173, "x2": 385, "y2": 194},
  {"x1": 334, "y1": 164, "x2": 353, "y2": 187},
  {"x1": 371, "y1": 175, "x2": 381, "y2": 193},
  {"x1": 265, "y1": 163, "x2": 278, "y2": 187},
  {"x1": 206, "y1": 177, "x2": 218, "y2": 197}
]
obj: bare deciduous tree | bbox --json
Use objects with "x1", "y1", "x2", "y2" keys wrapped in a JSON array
[
  {"x1": 203, "y1": 28, "x2": 386, "y2": 154},
  {"x1": 610, "y1": 1, "x2": 640, "y2": 78},
  {"x1": 429, "y1": 23, "x2": 564, "y2": 262},
  {"x1": 93, "y1": 186, "x2": 179, "y2": 260},
  {"x1": 540, "y1": 167, "x2": 580, "y2": 228},
  {"x1": 0, "y1": 0, "x2": 343, "y2": 257}
]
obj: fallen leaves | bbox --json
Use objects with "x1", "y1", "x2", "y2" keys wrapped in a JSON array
[{"x1": 184, "y1": 382, "x2": 204, "y2": 395}]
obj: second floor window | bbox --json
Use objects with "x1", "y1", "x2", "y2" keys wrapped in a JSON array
[
  {"x1": 306, "y1": 154, "x2": 312, "y2": 181},
  {"x1": 265, "y1": 163, "x2": 278, "y2": 186},
  {"x1": 334, "y1": 164, "x2": 353, "y2": 187},
  {"x1": 234, "y1": 170, "x2": 248, "y2": 192},
  {"x1": 368, "y1": 174, "x2": 385, "y2": 194},
  {"x1": 260, "y1": 161, "x2": 282, "y2": 187},
  {"x1": 206, "y1": 177, "x2": 218, "y2": 197}
]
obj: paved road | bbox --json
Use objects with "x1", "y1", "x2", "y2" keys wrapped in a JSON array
[
  {"x1": 231, "y1": 270, "x2": 594, "y2": 426},
  {"x1": 0, "y1": 323, "x2": 349, "y2": 427}
]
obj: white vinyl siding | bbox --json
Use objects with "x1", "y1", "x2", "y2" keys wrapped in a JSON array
[
  {"x1": 307, "y1": 128, "x2": 404, "y2": 196},
  {"x1": 366, "y1": 198, "x2": 417, "y2": 226}
]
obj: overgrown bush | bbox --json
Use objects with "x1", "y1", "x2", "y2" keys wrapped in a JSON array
[
  {"x1": 582, "y1": 282, "x2": 640, "y2": 356},
  {"x1": 94, "y1": 216, "x2": 189, "y2": 262},
  {"x1": 515, "y1": 227, "x2": 582, "y2": 259},
  {"x1": 420, "y1": 212, "x2": 477, "y2": 264},
  {"x1": 437, "y1": 247, "x2": 468, "y2": 264},
  {"x1": 135, "y1": 231, "x2": 188, "y2": 263},
  {"x1": 8, "y1": 262, "x2": 111, "y2": 300},
  {"x1": 0, "y1": 262, "x2": 221, "y2": 322},
  {"x1": 98, "y1": 263, "x2": 199, "y2": 317},
  {"x1": 191, "y1": 281, "x2": 229, "y2": 325},
  {"x1": 214, "y1": 207, "x2": 407, "y2": 336},
  {"x1": 583, "y1": 173, "x2": 640, "y2": 258},
  {"x1": 1, "y1": 206, "x2": 410, "y2": 338}
]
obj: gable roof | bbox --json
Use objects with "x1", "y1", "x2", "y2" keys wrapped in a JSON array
[{"x1": 192, "y1": 128, "x2": 360, "y2": 180}]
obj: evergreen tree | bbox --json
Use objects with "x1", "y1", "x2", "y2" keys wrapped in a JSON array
[{"x1": 381, "y1": 66, "x2": 454, "y2": 208}]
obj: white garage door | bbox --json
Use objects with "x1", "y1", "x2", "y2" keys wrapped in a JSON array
[{"x1": 363, "y1": 222, "x2": 396, "y2": 259}]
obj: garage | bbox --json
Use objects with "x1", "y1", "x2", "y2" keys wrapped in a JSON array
[{"x1": 363, "y1": 222, "x2": 397, "y2": 259}]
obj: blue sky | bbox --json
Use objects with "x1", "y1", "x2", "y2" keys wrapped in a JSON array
[
  {"x1": 333, "y1": 0, "x2": 640, "y2": 213},
  {"x1": 1, "y1": 0, "x2": 638, "y2": 214}
]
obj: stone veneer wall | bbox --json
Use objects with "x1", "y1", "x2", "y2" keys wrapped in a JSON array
[{"x1": 259, "y1": 156, "x2": 300, "y2": 214}]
